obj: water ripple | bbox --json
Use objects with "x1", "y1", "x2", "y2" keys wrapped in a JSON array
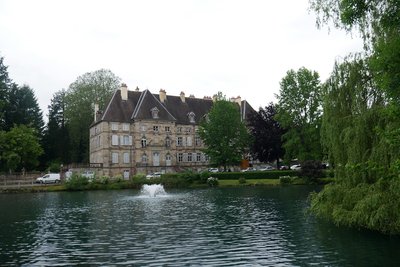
[{"x1": 1, "y1": 187, "x2": 400, "y2": 266}]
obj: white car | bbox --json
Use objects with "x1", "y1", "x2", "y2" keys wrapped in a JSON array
[
  {"x1": 290, "y1": 164, "x2": 302, "y2": 170},
  {"x1": 259, "y1": 166, "x2": 275, "y2": 171},
  {"x1": 146, "y1": 172, "x2": 162, "y2": 179},
  {"x1": 208, "y1": 168, "x2": 219, "y2": 173},
  {"x1": 241, "y1": 167, "x2": 257, "y2": 172},
  {"x1": 36, "y1": 173, "x2": 61, "y2": 184}
]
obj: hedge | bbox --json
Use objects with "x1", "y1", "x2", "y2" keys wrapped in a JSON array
[{"x1": 210, "y1": 170, "x2": 298, "y2": 180}]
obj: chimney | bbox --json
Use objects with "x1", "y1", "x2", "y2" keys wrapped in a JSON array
[
  {"x1": 189, "y1": 94, "x2": 195, "y2": 98},
  {"x1": 159, "y1": 89, "x2": 166, "y2": 103},
  {"x1": 180, "y1": 91, "x2": 185, "y2": 103},
  {"x1": 94, "y1": 103, "x2": 99, "y2": 122},
  {"x1": 234, "y1": 96, "x2": 242, "y2": 106},
  {"x1": 121, "y1": 83, "x2": 128, "y2": 101}
]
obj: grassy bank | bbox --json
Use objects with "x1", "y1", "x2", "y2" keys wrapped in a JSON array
[{"x1": 0, "y1": 174, "x2": 332, "y2": 193}]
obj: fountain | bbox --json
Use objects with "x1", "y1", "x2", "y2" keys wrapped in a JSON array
[{"x1": 140, "y1": 184, "x2": 167, "y2": 197}]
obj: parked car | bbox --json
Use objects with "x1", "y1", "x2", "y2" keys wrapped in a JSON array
[
  {"x1": 146, "y1": 172, "x2": 162, "y2": 179},
  {"x1": 290, "y1": 164, "x2": 302, "y2": 170},
  {"x1": 241, "y1": 167, "x2": 257, "y2": 172},
  {"x1": 208, "y1": 168, "x2": 219, "y2": 173},
  {"x1": 36, "y1": 173, "x2": 61, "y2": 184},
  {"x1": 259, "y1": 166, "x2": 275, "y2": 171},
  {"x1": 279, "y1": 165, "x2": 289, "y2": 170}
]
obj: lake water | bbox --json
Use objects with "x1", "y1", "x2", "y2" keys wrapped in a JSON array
[{"x1": 1, "y1": 186, "x2": 400, "y2": 266}]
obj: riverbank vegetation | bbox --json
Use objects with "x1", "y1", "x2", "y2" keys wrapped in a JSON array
[
  {"x1": 0, "y1": 170, "x2": 331, "y2": 193},
  {"x1": 308, "y1": 0, "x2": 400, "y2": 234}
]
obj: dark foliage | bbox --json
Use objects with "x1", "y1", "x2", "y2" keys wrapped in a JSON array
[{"x1": 247, "y1": 103, "x2": 285, "y2": 167}]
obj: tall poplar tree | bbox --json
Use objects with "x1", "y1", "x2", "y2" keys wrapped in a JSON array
[
  {"x1": 43, "y1": 89, "x2": 70, "y2": 165},
  {"x1": 0, "y1": 56, "x2": 12, "y2": 130},
  {"x1": 275, "y1": 67, "x2": 323, "y2": 162}
]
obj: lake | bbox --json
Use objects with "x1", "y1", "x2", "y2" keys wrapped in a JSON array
[{"x1": 1, "y1": 186, "x2": 399, "y2": 266}]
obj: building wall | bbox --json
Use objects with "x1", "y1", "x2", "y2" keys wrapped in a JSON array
[{"x1": 90, "y1": 120, "x2": 210, "y2": 177}]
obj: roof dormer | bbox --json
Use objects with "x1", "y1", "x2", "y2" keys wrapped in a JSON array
[
  {"x1": 188, "y1": 111, "x2": 196, "y2": 123},
  {"x1": 151, "y1": 107, "x2": 159, "y2": 119}
]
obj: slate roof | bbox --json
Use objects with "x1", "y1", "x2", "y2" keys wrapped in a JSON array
[{"x1": 94, "y1": 89, "x2": 254, "y2": 125}]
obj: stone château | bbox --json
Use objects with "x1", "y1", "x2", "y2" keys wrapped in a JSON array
[{"x1": 89, "y1": 84, "x2": 254, "y2": 177}]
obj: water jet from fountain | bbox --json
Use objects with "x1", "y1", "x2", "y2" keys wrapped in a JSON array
[{"x1": 140, "y1": 184, "x2": 167, "y2": 197}]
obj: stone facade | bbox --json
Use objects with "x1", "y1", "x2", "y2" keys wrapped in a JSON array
[{"x1": 89, "y1": 85, "x2": 253, "y2": 177}]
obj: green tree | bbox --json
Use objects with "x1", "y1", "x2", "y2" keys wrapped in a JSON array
[
  {"x1": 0, "y1": 56, "x2": 12, "y2": 130},
  {"x1": 310, "y1": 55, "x2": 400, "y2": 234},
  {"x1": 3, "y1": 84, "x2": 44, "y2": 134},
  {"x1": 65, "y1": 69, "x2": 120, "y2": 163},
  {"x1": 247, "y1": 103, "x2": 285, "y2": 168},
  {"x1": 309, "y1": 0, "x2": 400, "y2": 234},
  {"x1": 275, "y1": 67, "x2": 323, "y2": 162},
  {"x1": 199, "y1": 94, "x2": 251, "y2": 171},
  {"x1": 0, "y1": 125, "x2": 43, "y2": 172},
  {"x1": 43, "y1": 89, "x2": 70, "y2": 165},
  {"x1": 310, "y1": 0, "x2": 400, "y2": 101}
]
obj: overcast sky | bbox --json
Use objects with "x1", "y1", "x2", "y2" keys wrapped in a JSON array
[{"x1": 0, "y1": 0, "x2": 363, "y2": 117}]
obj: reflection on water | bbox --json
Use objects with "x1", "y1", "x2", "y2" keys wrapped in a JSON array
[{"x1": 0, "y1": 187, "x2": 400, "y2": 266}]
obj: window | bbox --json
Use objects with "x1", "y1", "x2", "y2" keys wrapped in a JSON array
[
  {"x1": 186, "y1": 127, "x2": 192, "y2": 133},
  {"x1": 177, "y1": 137, "x2": 183, "y2": 146},
  {"x1": 121, "y1": 135, "x2": 132, "y2": 145},
  {"x1": 188, "y1": 112, "x2": 196, "y2": 123},
  {"x1": 165, "y1": 126, "x2": 170, "y2": 132},
  {"x1": 187, "y1": 153, "x2": 192, "y2": 162},
  {"x1": 141, "y1": 125, "x2": 146, "y2": 132},
  {"x1": 153, "y1": 125, "x2": 159, "y2": 132},
  {"x1": 112, "y1": 135, "x2": 119, "y2": 146},
  {"x1": 178, "y1": 153, "x2": 183, "y2": 162},
  {"x1": 195, "y1": 135, "x2": 201, "y2": 146},
  {"x1": 122, "y1": 123, "x2": 129, "y2": 131},
  {"x1": 111, "y1": 123, "x2": 118, "y2": 131},
  {"x1": 166, "y1": 154, "x2": 172, "y2": 166},
  {"x1": 141, "y1": 137, "x2": 147, "y2": 148},
  {"x1": 196, "y1": 153, "x2": 201, "y2": 162},
  {"x1": 151, "y1": 107, "x2": 159, "y2": 119},
  {"x1": 165, "y1": 137, "x2": 171, "y2": 147},
  {"x1": 153, "y1": 152, "x2": 160, "y2": 166},
  {"x1": 205, "y1": 154, "x2": 209, "y2": 162},
  {"x1": 187, "y1": 137, "x2": 192, "y2": 146},
  {"x1": 177, "y1": 127, "x2": 182, "y2": 133},
  {"x1": 123, "y1": 152, "x2": 130, "y2": 163},
  {"x1": 112, "y1": 152, "x2": 119, "y2": 163},
  {"x1": 141, "y1": 154, "x2": 148, "y2": 163}
]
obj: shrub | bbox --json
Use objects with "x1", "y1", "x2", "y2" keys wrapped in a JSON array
[
  {"x1": 47, "y1": 161, "x2": 61, "y2": 173},
  {"x1": 279, "y1": 176, "x2": 293, "y2": 185},
  {"x1": 65, "y1": 174, "x2": 89, "y2": 190},
  {"x1": 99, "y1": 176, "x2": 110, "y2": 184},
  {"x1": 113, "y1": 175, "x2": 123, "y2": 183},
  {"x1": 299, "y1": 160, "x2": 324, "y2": 183},
  {"x1": 178, "y1": 170, "x2": 201, "y2": 183},
  {"x1": 207, "y1": 177, "x2": 219, "y2": 187},
  {"x1": 238, "y1": 177, "x2": 246, "y2": 184},
  {"x1": 212, "y1": 170, "x2": 297, "y2": 180}
]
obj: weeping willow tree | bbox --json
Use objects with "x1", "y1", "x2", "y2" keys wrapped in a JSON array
[
  {"x1": 308, "y1": 0, "x2": 400, "y2": 234},
  {"x1": 310, "y1": 55, "x2": 400, "y2": 234}
]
